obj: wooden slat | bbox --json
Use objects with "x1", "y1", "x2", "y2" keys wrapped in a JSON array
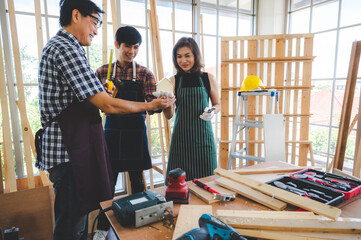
[
  {"x1": 231, "y1": 167, "x2": 306, "y2": 175},
  {"x1": 214, "y1": 168, "x2": 341, "y2": 220},
  {"x1": 333, "y1": 168, "x2": 361, "y2": 181},
  {"x1": 8, "y1": 0, "x2": 35, "y2": 189},
  {"x1": 0, "y1": 34, "x2": 17, "y2": 193},
  {"x1": 235, "y1": 229, "x2": 355, "y2": 240},
  {"x1": 221, "y1": 34, "x2": 314, "y2": 41},
  {"x1": 218, "y1": 215, "x2": 361, "y2": 233},
  {"x1": 0, "y1": 149, "x2": 3, "y2": 194},
  {"x1": 222, "y1": 56, "x2": 315, "y2": 63},
  {"x1": 34, "y1": 0, "x2": 43, "y2": 60},
  {"x1": 217, "y1": 210, "x2": 318, "y2": 219},
  {"x1": 215, "y1": 177, "x2": 287, "y2": 211},
  {"x1": 189, "y1": 181, "x2": 235, "y2": 204},
  {"x1": 299, "y1": 37, "x2": 313, "y2": 166},
  {"x1": 292, "y1": 38, "x2": 301, "y2": 165},
  {"x1": 102, "y1": 0, "x2": 108, "y2": 64},
  {"x1": 172, "y1": 205, "x2": 212, "y2": 240},
  {"x1": 285, "y1": 39, "x2": 293, "y2": 162},
  {"x1": 220, "y1": 40, "x2": 230, "y2": 169},
  {"x1": 348, "y1": 113, "x2": 358, "y2": 136},
  {"x1": 331, "y1": 41, "x2": 361, "y2": 171}
]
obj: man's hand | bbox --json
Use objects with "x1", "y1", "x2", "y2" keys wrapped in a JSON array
[
  {"x1": 149, "y1": 97, "x2": 175, "y2": 111},
  {"x1": 102, "y1": 80, "x2": 115, "y2": 97}
]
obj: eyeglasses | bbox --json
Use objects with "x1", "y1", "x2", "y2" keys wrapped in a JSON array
[{"x1": 89, "y1": 15, "x2": 102, "y2": 29}]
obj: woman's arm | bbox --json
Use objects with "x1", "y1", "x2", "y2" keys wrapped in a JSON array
[
  {"x1": 163, "y1": 76, "x2": 176, "y2": 119},
  {"x1": 208, "y1": 73, "x2": 221, "y2": 114}
]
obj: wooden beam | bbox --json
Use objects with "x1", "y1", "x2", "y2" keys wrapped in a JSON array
[
  {"x1": 0, "y1": 149, "x2": 3, "y2": 194},
  {"x1": 333, "y1": 41, "x2": 361, "y2": 170},
  {"x1": 231, "y1": 167, "x2": 306, "y2": 175},
  {"x1": 214, "y1": 168, "x2": 341, "y2": 220},
  {"x1": 0, "y1": 34, "x2": 17, "y2": 193},
  {"x1": 7, "y1": 0, "x2": 35, "y2": 189},
  {"x1": 221, "y1": 34, "x2": 314, "y2": 41},
  {"x1": 218, "y1": 215, "x2": 361, "y2": 233},
  {"x1": 34, "y1": 0, "x2": 43, "y2": 60},
  {"x1": 215, "y1": 177, "x2": 287, "y2": 211},
  {"x1": 217, "y1": 210, "x2": 317, "y2": 219},
  {"x1": 333, "y1": 168, "x2": 361, "y2": 181},
  {"x1": 102, "y1": 0, "x2": 108, "y2": 65}
]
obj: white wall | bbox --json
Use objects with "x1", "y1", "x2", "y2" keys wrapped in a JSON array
[{"x1": 257, "y1": 0, "x2": 287, "y2": 35}]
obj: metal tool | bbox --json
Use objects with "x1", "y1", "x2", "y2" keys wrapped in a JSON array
[
  {"x1": 293, "y1": 174, "x2": 351, "y2": 191},
  {"x1": 193, "y1": 179, "x2": 235, "y2": 201},
  {"x1": 206, "y1": 106, "x2": 216, "y2": 113},
  {"x1": 274, "y1": 181, "x2": 328, "y2": 203}
]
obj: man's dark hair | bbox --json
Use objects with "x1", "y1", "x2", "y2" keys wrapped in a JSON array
[
  {"x1": 59, "y1": 0, "x2": 104, "y2": 27},
  {"x1": 172, "y1": 37, "x2": 203, "y2": 74},
  {"x1": 115, "y1": 26, "x2": 142, "y2": 45}
]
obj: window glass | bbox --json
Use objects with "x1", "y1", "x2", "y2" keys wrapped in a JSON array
[
  {"x1": 238, "y1": 14, "x2": 253, "y2": 36},
  {"x1": 219, "y1": 11, "x2": 237, "y2": 36},
  {"x1": 121, "y1": 0, "x2": 146, "y2": 26},
  {"x1": 157, "y1": 0, "x2": 173, "y2": 30},
  {"x1": 200, "y1": 0, "x2": 216, "y2": 8},
  {"x1": 289, "y1": 8, "x2": 310, "y2": 33},
  {"x1": 239, "y1": 0, "x2": 253, "y2": 13},
  {"x1": 311, "y1": 1, "x2": 338, "y2": 32},
  {"x1": 47, "y1": 0, "x2": 60, "y2": 16},
  {"x1": 14, "y1": 0, "x2": 34, "y2": 12},
  {"x1": 336, "y1": 26, "x2": 361, "y2": 78},
  {"x1": 175, "y1": 2, "x2": 192, "y2": 32},
  {"x1": 312, "y1": 31, "x2": 336, "y2": 79},
  {"x1": 290, "y1": 0, "x2": 311, "y2": 11},
  {"x1": 340, "y1": 0, "x2": 361, "y2": 27},
  {"x1": 220, "y1": 0, "x2": 237, "y2": 10},
  {"x1": 201, "y1": 7, "x2": 217, "y2": 35},
  {"x1": 160, "y1": 31, "x2": 174, "y2": 77},
  {"x1": 310, "y1": 80, "x2": 333, "y2": 125},
  {"x1": 16, "y1": 15, "x2": 38, "y2": 63},
  {"x1": 203, "y1": 35, "x2": 217, "y2": 74}
]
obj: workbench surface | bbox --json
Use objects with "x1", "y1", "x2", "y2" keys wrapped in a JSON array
[{"x1": 100, "y1": 161, "x2": 361, "y2": 240}]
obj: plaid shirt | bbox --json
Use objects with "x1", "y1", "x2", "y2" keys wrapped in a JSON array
[
  {"x1": 36, "y1": 29, "x2": 104, "y2": 171},
  {"x1": 95, "y1": 61, "x2": 156, "y2": 102}
]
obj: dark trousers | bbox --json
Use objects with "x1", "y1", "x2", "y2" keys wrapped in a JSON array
[
  {"x1": 97, "y1": 170, "x2": 145, "y2": 230},
  {"x1": 48, "y1": 163, "x2": 88, "y2": 240}
]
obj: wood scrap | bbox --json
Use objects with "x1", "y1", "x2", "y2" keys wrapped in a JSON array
[
  {"x1": 219, "y1": 216, "x2": 361, "y2": 233},
  {"x1": 231, "y1": 167, "x2": 306, "y2": 175},
  {"x1": 214, "y1": 168, "x2": 341, "y2": 220},
  {"x1": 215, "y1": 177, "x2": 287, "y2": 211},
  {"x1": 216, "y1": 210, "x2": 317, "y2": 219},
  {"x1": 333, "y1": 168, "x2": 361, "y2": 181},
  {"x1": 189, "y1": 181, "x2": 235, "y2": 204},
  {"x1": 235, "y1": 229, "x2": 360, "y2": 240},
  {"x1": 172, "y1": 205, "x2": 212, "y2": 240}
]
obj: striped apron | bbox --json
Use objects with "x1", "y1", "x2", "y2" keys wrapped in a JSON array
[{"x1": 166, "y1": 74, "x2": 217, "y2": 184}]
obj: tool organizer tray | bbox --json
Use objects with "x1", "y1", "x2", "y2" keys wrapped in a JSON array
[
  {"x1": 289, "y1": 168, "x2": 361, "y2": 199},
  {"x1": 267, "y1": 176, "x2": 344, "y2": 206}
]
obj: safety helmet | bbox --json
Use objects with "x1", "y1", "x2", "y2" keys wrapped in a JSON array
[{"x1": 240, "y1": 75, "x2": 265, "y2": 92}]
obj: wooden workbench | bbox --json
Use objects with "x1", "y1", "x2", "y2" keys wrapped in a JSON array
[{"x1": 100, "y1": 161, "x2": 361, "y2": 240}]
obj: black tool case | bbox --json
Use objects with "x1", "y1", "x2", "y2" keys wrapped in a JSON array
[
  {"x1": 267, "y1": 176, "x2": 345, "y2": 206},
  {"x1": 290, "y1": 168, "x2": 361, "y2": 199}
]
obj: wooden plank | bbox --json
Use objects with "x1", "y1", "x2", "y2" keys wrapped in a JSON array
[
  {"x1": 189, "y1": 181, "x2": 235, "y2": 204},
  {"x1": 217, "y1": 210, "x2": 317, "y2": 219},
  {"x1": 348, "y1": 113, "x2": 358, "y2": 136},
  {"x1": 221, "y1": 34, "x2": 315, "y2": 41},
  {"x1": 8, "y1": 0, "x2": 35, "y2": 189},
  {"x1": 172, "y1": 205, "x2": 212, "y2": 240},
  {"x1": 221, "y1": 56, "x2": 315, "y2": 63},
  {"x1": 292, "y1": 38, "x2": 301, "y2": 165},
  {"x1": 0, "y1": 35, "x2": 17, "y2": 193},
  {"x1": 333, "y1": 168, "x2": 361, "y2": 181},
  {"x1": 215, "y1": 177, "x2": 286, "y2": 211},
  {"x1": 232, "y1": 167, "x2": 305, "y2": 175},
  {"x1": 220, "y1": 40, "x2": 230, "y2": 169},
  {"x1": 285, "y1": 38, "x2": 293, "y2": 163},
  {"x1": 275, "y1": 38, "x2": 285, "y2": 112},
  {"x1": 101, "y1": 0, "x2": 108, "y2": 64},
  {"x1": 0, "y1": 186, "x2": 53, "y2": 239},
  {"x1": 214, "y1": 168, "x2": 341, "y2": 220},
  {"x1": 34, "y1": 0, "x2": 43, "y2": 60},
  {"x1": 299, "y1": 37, "x2": 313, "y2": 166},
  {"x1": 0, "y1": 149, "x2": 3, "y2": 194},
  {"x1": 235, "y1": 229, "x2": 355, "y2": 240},
  {"x1": 218, "y1": 215, "x2": 361, "y2": 233}
]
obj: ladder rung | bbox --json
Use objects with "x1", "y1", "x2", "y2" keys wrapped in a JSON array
[
  {"x1": 230, "y1": 152, "x2": 265, "y2": 162},
  {"x1": 236, "y1": 122, "x2": 263, "y2": 128}
]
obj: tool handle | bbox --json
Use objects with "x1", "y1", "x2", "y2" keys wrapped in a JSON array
[{"x1": 193, "y1": 179, "x2": 220, "y2": 194}]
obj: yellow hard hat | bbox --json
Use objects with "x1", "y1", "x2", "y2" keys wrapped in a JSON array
[{"x1": 240, "y1": 75, "x2": 265, "y2": 92}]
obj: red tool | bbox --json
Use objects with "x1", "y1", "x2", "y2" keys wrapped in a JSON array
[
  {"x1": 193, "y1": 179, "x2": 235, "y2": 201},
  {"x1": 165, "y1": 168, "x2": 190, "y2": 204},
  {"x1": 193, "y1": 179, "x2": 221, "y2": 194}
]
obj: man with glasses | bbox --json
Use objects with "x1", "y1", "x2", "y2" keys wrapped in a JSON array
[{"x1": 36, "y1": 1, "x2": 174, "y2": 239}]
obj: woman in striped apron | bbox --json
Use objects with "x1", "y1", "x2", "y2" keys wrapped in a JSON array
[{"x1": 164, "y1": 37, "x2": 220, "y2": 184}]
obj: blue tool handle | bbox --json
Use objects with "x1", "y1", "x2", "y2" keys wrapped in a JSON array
[{"x1": 176, "y1": 228, "x2": 209, "y2": 240}]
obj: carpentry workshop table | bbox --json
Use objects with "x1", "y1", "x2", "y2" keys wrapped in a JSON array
[{"x1": 100, "y1": 161, "x2": 361, "y2": 240}]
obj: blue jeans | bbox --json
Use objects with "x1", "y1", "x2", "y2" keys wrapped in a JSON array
[{"x1": 48, "y1": 163, "x2": 88, "y2": 240}]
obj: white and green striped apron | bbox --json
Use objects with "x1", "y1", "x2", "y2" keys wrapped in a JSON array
[{"x1": 165, "y1": 74, "x2": 217, "y2": 184}]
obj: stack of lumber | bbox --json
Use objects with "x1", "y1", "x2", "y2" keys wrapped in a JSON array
[{"x1": 217, "y1": 210, "x2": 361, "y2": 240}]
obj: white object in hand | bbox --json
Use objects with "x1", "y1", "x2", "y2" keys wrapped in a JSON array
[
  {"x1": 200, "y1": 107, "x2": 215, "y2": 121},
  {"x1": 152, "y1": 91, "x2": 174, "y2": 98},
  {"x1": 157, "y1": 77, "x2": 174, "y2": 93}
]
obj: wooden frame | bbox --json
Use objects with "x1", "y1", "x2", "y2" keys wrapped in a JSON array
[{"x1": 220, "y1": 34, "x2": 314, "y2": 168}]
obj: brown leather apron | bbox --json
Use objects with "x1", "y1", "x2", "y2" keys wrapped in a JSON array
[{"x1": 58, "y1": 99, "x2": 114, "y2": 214}]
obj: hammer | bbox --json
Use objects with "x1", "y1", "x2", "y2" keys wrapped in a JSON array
[{"x1": 193, "y1": 179, "x2": 235, "y2": 201}]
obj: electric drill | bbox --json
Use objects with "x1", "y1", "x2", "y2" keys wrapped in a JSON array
[
  {"x1": 165, "y1": 168, "x2": 190, "y2": 204},
  {"x1": 177, "y1": 214, "x2": 247, "y2": 240}
]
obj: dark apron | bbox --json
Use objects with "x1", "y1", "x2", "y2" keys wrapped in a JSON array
[
  {"x1": 166, "y1": 74, "x2": 217, "y2": 184},
  {"x1": 58, "y1": 100, "x2": 114, "y2": 214},
  {"x1": 104, "y1": 61, "x2": 151, "y2": 172}
]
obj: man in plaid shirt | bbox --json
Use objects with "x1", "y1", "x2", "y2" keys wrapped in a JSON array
[{"x1": 37, "y1": 1, "x2": 174, "y2": 239}]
